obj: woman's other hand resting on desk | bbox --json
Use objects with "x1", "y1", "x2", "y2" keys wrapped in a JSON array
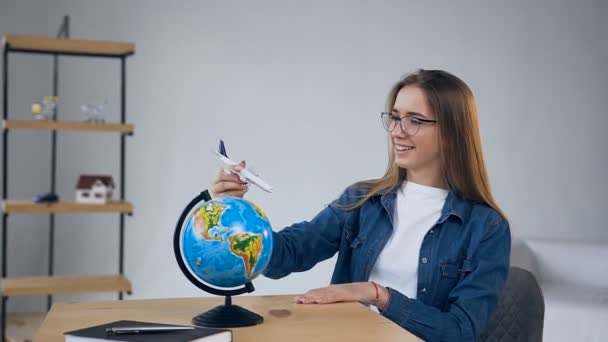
[{"x1": 294, "y1": 282, "x2": 390, "y2": 311}]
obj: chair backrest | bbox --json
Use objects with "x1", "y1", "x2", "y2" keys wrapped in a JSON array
[{"x1": 480, "y1": 266, "x2": 545, "y2": 342}]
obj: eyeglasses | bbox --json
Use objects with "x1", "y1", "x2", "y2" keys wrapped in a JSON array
[{"x1": 380, "y1": 112, "x2": 437, "y2": 135}]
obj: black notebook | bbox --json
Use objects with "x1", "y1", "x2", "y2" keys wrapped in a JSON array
[{"x1": 64, "y1": 320, "x2": 232, "y2": 342}]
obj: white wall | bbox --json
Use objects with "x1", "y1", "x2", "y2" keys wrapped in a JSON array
[{"x1": 1, "y1": 0, "x2": 607, "y2": 312}]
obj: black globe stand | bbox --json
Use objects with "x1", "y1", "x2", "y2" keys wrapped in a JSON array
[
  {"x1": 192, "y1": 294, "x2": 264, "y2": 328},
  {"x1": 174, "y1": 190, "x2": 266, "y2": 329},
  {"x1": 191, "y1": 281, "x2": 263, "y2": 328}
]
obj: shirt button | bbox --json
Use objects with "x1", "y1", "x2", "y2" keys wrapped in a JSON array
[
  {"x1": 421, "y1": 257, "x2": 428, "y2": 264},
  {"x1": 429, "y1": 229, "x2": 434, "y2": 235},
  {"x1": 421, "y1": 287, "x2": 427, "y2": 294}
]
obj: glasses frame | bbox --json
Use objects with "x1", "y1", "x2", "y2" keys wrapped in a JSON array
[{"x1": 380, "y1": 112, "x2": 437, "y2": 135}]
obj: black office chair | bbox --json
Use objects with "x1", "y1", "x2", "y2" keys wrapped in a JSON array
[{"x1": 480, "y1": 266, "x2": 545, "y2": 342}]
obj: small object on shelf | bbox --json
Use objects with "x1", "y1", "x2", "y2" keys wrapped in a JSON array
[
  {"x1": 31, "y1": 96, "x2": 61, "y2": 120},
  {"x1": 33, "y1": 192, "x2": 59, "y2": 203},
  {"x1": 75, "y1": 174, "x2": 115, "y2": 204},
  {"x1": 80, "y1": 99, "x2": 107, "y2": 123}
]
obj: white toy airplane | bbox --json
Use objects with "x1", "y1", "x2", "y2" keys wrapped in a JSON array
[{"x1": 214, "y1": 140, "x2": 273, "y2": 193}]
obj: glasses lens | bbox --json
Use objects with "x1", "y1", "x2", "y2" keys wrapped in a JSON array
[
  {"x1": 381, "y1": 113, "x2": 393, "y2": 131},
  {"x1": 401, "y1": 117, "x2": 419, "y2": 136},
  {"x1": 401, "y1": 117, "x2": 416, "y2": 135}
]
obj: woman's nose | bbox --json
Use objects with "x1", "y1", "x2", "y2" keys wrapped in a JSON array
[{"x1": 390, "y1": 123, "x2": 407, "y2": 138}]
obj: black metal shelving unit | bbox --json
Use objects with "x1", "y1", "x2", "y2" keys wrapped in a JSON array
[{"x1": 0, "y1": 16, "x2": 135, "y2": 340}]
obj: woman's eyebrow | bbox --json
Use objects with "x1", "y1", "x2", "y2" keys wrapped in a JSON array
[{"x1": 391, "y1": 108, "x2": 428, "y2": 118}]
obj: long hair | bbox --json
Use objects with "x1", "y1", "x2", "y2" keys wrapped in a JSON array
[{"x1": 341, "y1": 69, "x2": 506, "y2": 219}]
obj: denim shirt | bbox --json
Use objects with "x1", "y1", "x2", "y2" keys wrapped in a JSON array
[{"x1": 263, "y1": 185, "x2": 511, "y2": 342}]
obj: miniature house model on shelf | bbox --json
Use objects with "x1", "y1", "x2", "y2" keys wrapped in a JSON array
[{"x1": 75, "y1": 175, "x2": 115, "y2": 204}]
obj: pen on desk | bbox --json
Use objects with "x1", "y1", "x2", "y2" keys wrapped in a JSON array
[{"x1": 106, "y1": 325, "x2": 196, "y2": 335}]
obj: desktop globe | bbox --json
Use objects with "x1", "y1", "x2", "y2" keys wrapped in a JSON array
[
  {"x1": 179, "y1": 194, "x2": 273, "y2": 288},
  {"x1": 174, "y1": 190, "x2": 274, "y2": 328}
]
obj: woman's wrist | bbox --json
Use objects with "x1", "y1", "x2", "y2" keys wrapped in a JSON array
[
  {"x1": 365, "y1": 281, "x2": 389, "y2": 310},
  {"x1": 372, "y1": 281, "x2": 389, "y2": 311}
]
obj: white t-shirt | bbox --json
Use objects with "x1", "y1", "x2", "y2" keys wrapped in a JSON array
[{"x1": 369, "y1": 181, "x2": 448, "y2": 300}]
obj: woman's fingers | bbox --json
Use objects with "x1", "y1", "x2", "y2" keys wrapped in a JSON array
[
  {"x1": 215, "y1": 168, "x2": 240, "y2": 183},
  {"x1": 293, "y1": 284, "x2": 361, "y2": 305},
  {"x1": 212, "y1": 180, "x2": 249, "y2": 197},
  {"x1": 294, "y1": 288, "x2": 331, "y2": 304},
  {"x1": 211, "y1": 160, "x2": 248, "y2": 198}
]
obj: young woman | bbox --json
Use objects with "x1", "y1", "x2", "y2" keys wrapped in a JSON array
[{"x1": 211, "y1": 69, "x2": 511, "y2": 341}]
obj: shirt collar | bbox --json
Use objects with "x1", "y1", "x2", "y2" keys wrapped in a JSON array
[{"x1": 380, "y1": 184, "x2": 469, "y2": 225}]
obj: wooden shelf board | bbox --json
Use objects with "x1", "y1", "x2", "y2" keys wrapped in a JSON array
[
  {"x1": 1, "y1": 200, "x2": 133, "y2": 214},
  {"x1": 2, "y1": 119, "x2": 134, "y2": 134},
  {"x1": 2, "y1": 34, "x2": 135, "y2": 56},
  {"x1": 1, "y1": 274, "x2": 131, "y2": 297}
]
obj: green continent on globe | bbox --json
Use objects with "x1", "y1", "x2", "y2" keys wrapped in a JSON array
[
  {"x1": 193, "y1": 203, "x2": 225, "y2": 241},
  {"x1": 250, "y1": 202, "x2": 268, "y2": 221},
  {"x1": 228, "y1": 233, "x2": 263, "y2": 278}
]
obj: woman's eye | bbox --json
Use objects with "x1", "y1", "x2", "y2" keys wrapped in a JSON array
[{"x1": 409, "y1": 118, "x2": 424, "y2": 125}]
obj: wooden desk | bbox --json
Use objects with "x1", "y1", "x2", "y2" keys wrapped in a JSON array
[{"x1": 35, "y1": 295, "x2": 421, "y2": 341}]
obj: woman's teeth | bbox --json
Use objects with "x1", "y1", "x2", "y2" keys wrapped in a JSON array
[{"x1": 396, "y1": 145, "x2": 414, "y2": 151}]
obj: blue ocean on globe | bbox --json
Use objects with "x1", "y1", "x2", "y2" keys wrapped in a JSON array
[{"x1": 180, "y1": 196, "x2": 273, "y2": 288}]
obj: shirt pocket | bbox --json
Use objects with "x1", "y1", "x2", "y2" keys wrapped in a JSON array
[
  {"x1": 440, "y1": 257, "x2": 477, "y2": 277},
  {"x1": 438, "y1": 257, "x2": 466, "y2": 292},
  {"x1": 440, "y1": 261, "x2": 461, "y2": 279}
]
